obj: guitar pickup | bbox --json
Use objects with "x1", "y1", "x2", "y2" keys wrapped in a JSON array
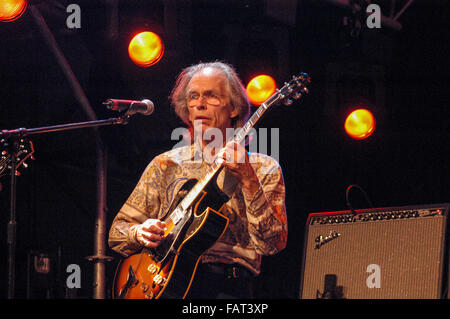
[
  {"x1": 147, "y1": 264, "x2": 158, "y2": 274},
  {"x1": 153, "y1": 274, "x2": 166, "y2": 286}
]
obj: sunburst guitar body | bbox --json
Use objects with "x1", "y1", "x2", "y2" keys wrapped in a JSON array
[{"x1": 113, "y1": 177, "x2": 230, "y2": 299}]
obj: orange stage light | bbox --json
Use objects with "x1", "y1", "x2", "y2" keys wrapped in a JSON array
[
  {"x1": 345, "y1": 108, "x2": 376, "y2": 140},
  {"x1": 246, "y1": 75, "x2": 277, "y2": 105},
  {"x1": 0, "y1": 0, "x2": 27, "y2": 22},
  {"x1": 128, "y1": 31, "x2": 164, "y2": 67}
]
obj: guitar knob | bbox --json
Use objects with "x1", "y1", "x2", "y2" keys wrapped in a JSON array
[
  {"x1": 141, "y1": 282, "x2": 149, "y2": 293},
  {"x1": 144, "y1": 291, "x2": 154, "y2": 299}
]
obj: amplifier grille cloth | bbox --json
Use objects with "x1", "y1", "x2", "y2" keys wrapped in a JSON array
[{"x1": 301, "y1": 215, "x2": 446, "y2": 299}]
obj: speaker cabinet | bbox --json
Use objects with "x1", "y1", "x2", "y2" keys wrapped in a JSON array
[{"x1": 299, "y1": 204, "x2": 449, "y2": 299}]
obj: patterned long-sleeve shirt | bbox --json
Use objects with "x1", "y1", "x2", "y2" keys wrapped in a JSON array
[{"x1": 108, "y1": 143, "x2": 288, "y2": 275}]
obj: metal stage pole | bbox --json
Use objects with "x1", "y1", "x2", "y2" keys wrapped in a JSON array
[{"x1": 29, "y1": 4, "x2": 112, "y2": 299}]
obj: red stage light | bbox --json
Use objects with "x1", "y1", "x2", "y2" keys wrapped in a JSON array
[
  {"x1": 246, "y1": 75, "x2": 277, "y2": 105},
  {"x1": 0, "y1": 0, "x2": 27, "y2": 22},
  {"x1": 345, "y1": 108, "x2": 376, "y2": 140},
  {"x1": 128, "y1": 31, "x2": 164, "y2": 67}
]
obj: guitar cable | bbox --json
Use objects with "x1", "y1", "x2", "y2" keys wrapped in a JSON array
[{"x1": 345, "y1": 184, "x2": 374, "y2": 215}]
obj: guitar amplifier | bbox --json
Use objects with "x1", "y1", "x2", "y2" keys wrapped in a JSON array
[{"x1": 299, "y1": 203, "x2": 449, "y2": 299}]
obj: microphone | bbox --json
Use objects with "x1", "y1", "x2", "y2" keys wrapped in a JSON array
[{"x1": 103, "y1": 99, "x2": 155, "y2": 116}]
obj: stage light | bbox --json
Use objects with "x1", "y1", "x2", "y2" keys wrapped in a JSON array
[
  {"x1": 128, "y1": 31, "x2": 164, "y2": 67},
  {"x1": 345, "y1": 108, "x2": 376, "y2": 140},
  {"x1": 246, "y1": 75, "x2": 277, "y2": 105},
  {"x1": 0, "y1": 0, "x2": 27, "y2": 22}
]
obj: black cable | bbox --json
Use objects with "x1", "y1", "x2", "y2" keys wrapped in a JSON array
[{"x1": 345, "y1": 184, "x2": 374, "y2": 214}]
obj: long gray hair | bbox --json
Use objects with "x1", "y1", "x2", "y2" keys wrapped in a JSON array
[{"x1": 169, "y1": 61, "x2": 250, "y2": 129}]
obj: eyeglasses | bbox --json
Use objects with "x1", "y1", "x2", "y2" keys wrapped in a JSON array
[{"x1": 187, "y1": 91, "x2": 223, "y2": 107}]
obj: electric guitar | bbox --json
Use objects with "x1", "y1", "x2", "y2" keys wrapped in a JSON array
[
  {"x1": 0, "y1": 138, "x2": 35, "y2": 178},
  {"x1": 112, "y1": 73, "x2": 311, "y2": 299}
]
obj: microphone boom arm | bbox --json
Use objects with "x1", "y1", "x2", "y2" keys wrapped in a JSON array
[{"x1": 0, "y1": 115, "x2": 130, "y2": 139}]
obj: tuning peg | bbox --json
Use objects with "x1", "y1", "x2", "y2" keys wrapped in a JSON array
[
  {"x1": 285, "y1": 83, "x2": 293, "y2": 94},
  {"x1": 283, "y1": 98, "x2": 293, "y2": 106},
  {"x1": 293, "y1": 92, "x2": 302, "y2": 100}
]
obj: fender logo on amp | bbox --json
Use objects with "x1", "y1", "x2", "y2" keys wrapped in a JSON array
[{"x1": 314, "y1": 231, "x2": 341, "y2": 249}]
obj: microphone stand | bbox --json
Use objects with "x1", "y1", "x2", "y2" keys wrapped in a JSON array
[{"x1": 1, "y1": 113, "x2": 130, "y2": 299}]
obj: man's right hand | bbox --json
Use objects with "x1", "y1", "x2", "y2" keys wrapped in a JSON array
[{"x1": 133, "y1": 219, "x2": 167, "y2": 248}]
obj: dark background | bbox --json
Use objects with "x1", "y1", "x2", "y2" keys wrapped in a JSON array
[{"x1": 0, "y1": 0, "x2": 449, "y2": 299}]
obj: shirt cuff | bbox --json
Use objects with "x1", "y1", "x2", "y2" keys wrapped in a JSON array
[{"x1": 127, "y1": 223, "x2": 140, "y2": 245}]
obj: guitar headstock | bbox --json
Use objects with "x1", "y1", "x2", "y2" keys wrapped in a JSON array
[
  {"x1": 0, "y1": 138, "x2": 35, "y2": 178},
  {"x1": 277, "y1": 73, "x2": 311, "y2": 106}
]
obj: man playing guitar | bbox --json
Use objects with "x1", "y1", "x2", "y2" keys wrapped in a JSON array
[{"x1": 108, "y1": 61, "x2": 288, "y2": 299}]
